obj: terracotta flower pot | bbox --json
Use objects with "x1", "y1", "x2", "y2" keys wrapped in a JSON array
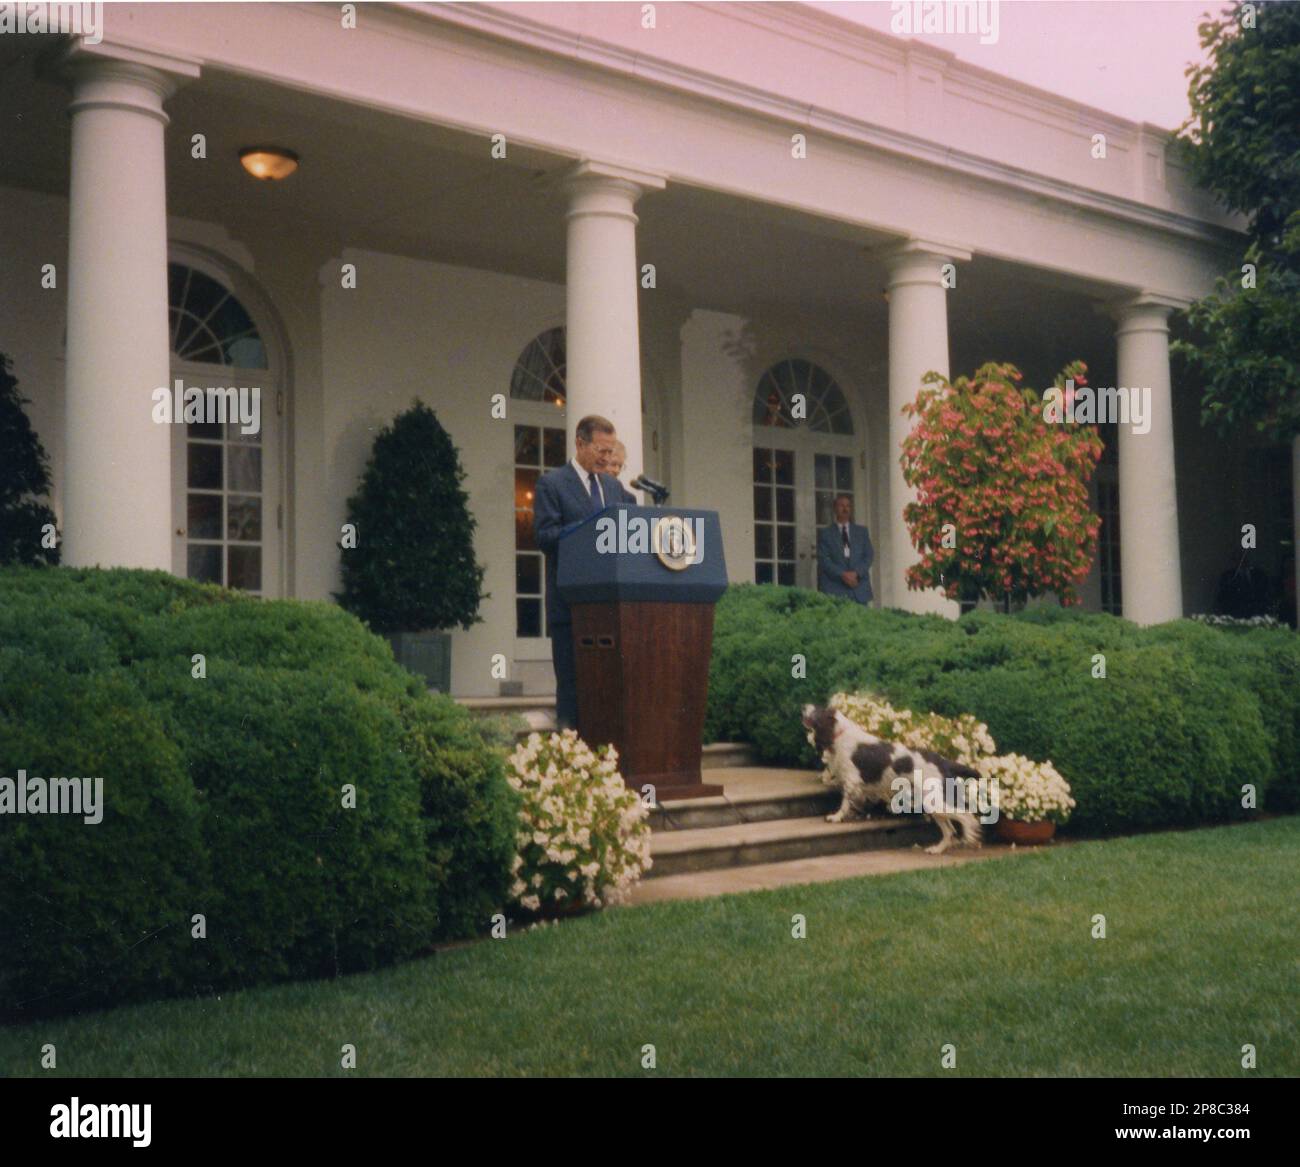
[{"x1": 995, "y1": 817, "x2": 1056, "y2": 845}]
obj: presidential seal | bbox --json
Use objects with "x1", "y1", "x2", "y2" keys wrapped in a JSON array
[{"x1": 653, "y1": 515, "x2": 696, "y2": 571}]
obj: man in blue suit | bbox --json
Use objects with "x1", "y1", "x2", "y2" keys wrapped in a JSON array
[
  {"x1": 533, "y1": 414, "x2": 637, "y2": 729},
  {"x1": 817, "y1": 494, "x2": 874, "y2": 605}
]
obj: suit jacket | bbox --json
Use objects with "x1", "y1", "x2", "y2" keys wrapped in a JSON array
[
  {"x1": 533, "y1": 464, "x2": 635, "y2": 628},
  {"x1": 817, "y1": 521, "x2": 874, "y2": 604}
]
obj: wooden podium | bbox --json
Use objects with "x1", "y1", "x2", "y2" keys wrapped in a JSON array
[{"x1": 557, "y1": 506, "x2": 728, "y2": 801}]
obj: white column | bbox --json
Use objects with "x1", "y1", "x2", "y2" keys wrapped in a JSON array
[
  {"x1": 563, "y1": 160, "x2": 665, "y2": 468},
  {"x1": 1114, "y1": 294, "x2": 1185, "y2": 625},
  {"x1": 62, "y1": 55, "x2": 190, "y2": 568},
  {"x1": 883, "y1": 239, "x2": 969, "y2": 616}
]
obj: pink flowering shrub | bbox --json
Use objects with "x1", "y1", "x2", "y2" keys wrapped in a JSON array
[
  {"x1": 900, "y1": 360, "x2": 1103, "y2": 606},
  {"x1": 505, "y1": 731, "x2": 652, "y2": 916}
]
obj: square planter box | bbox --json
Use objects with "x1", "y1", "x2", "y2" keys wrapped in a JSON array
[{"x1": 389, "y1": 631, "x2": 452, "y2": 693}]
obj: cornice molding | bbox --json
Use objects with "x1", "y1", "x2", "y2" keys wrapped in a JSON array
[{"x1": 398, "y1": 2, "x2": 1240, "y2": 251}]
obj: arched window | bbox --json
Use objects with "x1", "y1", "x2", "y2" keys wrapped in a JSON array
[
  {"x1": 753, "y1": 358, "x2": 852, "y2": 434},
  {"x1": 510, "y1": 325, "x2": 567, "y2": 406},
  {"x1": 168, "y1": 263, "x2": 267, "y2": 369},
  {"x1": 512, "y1": 328, "x2": 568, "y2": 638}
]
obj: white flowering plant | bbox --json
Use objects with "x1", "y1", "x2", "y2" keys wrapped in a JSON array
[
  {"x1": 505, "y1": 730, "x2": 652, "y2": 917},
  {"x1": 827, "y1": 692, "x2": 997, "y2": 767},
  {"x1": 974, "y1": 752, "x2": 1076, "y2": 825}
]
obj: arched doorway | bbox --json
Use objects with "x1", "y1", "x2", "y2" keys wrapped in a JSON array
[
  {"x1": 751, "y1": 357, "x2": 857, "y2": 588},
  {"x1": 167, "y1": 260, "x2": 283, "y2": 596}
]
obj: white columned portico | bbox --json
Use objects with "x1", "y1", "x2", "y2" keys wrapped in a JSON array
[
  {"x1": 1113, "y1": 294, "x2": 1185, "y2": 625},
  {"x1": 882, "y1": 239, "x2": 969, "y2": 617},
  {"x1": 61, "y1": 48, "x2": 197, "y2": 568},
  {"x1": 562, "y1": 159, "x2": 665, "y2": 468}
]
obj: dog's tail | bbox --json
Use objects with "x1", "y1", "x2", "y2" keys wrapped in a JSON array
[{"x1": 955, "y1": 813, "x2": 982, "y2": 848}]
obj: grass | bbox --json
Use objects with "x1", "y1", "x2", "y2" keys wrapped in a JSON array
[{"x1": 3, "y1": 817, "x2": 1297, "y2": 1077}]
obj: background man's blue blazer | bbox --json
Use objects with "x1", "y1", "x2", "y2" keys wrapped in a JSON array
[
  {"x1": 817, "y1": 522, "x2": 875, "y2": 604},
  {"x1": 533, "y1": 464, "x2": 637, "y2": 628}
]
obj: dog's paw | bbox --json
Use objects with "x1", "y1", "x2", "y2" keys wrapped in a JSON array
[
  {"x1": 826, "y1": 811, "x2": 846, "y2": 823},
  {"x1": 924, "y1": 843, "x2": 950, "y2": 856}
]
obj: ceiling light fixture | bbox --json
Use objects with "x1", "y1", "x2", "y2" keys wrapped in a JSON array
[{"x1": 239, "y1": 147, "x2": 299, "y2": 181}]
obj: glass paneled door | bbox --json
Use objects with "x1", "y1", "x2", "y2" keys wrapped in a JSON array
[
  {"x1": 752, "y1": 359, "x2": 858, "y2": 589},
  {"x1": 170, "y1": 367, "x2": 280, "y2": 597}
]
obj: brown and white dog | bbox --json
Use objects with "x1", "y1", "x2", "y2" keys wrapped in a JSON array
[{"x1": 801, "y1": 704, "x2": 983, "y2": 855}]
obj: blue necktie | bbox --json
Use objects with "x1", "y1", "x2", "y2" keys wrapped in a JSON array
[{"x1": 588, "y1": 472, "x2": 601, "y2": 510}]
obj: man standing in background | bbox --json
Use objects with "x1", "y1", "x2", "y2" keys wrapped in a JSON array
[{"x1": 818, "y1": 493, "x2": 874, "y2": 605}]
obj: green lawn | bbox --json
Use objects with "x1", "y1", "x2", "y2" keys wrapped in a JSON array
[{"x1": 4, "y1": 818, "x2": 1297, "y2": 1077}]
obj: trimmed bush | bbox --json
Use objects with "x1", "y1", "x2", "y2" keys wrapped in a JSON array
[
  {"x1": 706, "y1": 584, "x2": 1295, "y2": 834},
  {"x1": 0, "y1": 566, "x2": 515, "y2": 1018}
]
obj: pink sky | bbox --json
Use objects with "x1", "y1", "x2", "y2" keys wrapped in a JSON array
[{"x1": 811, "y1": 0, "x2": 1213, "y2": 130}]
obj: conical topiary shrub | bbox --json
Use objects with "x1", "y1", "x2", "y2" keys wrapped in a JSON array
[
  {"x1": 337, "y1": 401, "x2": 485, "y2": 689},
  {"x1": 0, "y1": 351, "x2": 60, "y2": 566}
]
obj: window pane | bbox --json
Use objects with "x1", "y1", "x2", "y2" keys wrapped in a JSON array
[
  {"x1": 775, "y1": 487, "x2": 794, "y2": 523},
  {"x1": 515, "y1": 468, "x2": 539, "y2": 551},
  {"x1": 543, "y1": 427, "x2": 566, "y2": 468},
  {"x1": 516, "y1": 553, "x2": 541, "y2": 595},
  {"x1": 228, "y1": 446, "x2": 262, "y2": 492},
  {"x1": 815, "y1": 454, "x2": 832, "y2": 490},
  {"x1": 187, "y1": 493, "x2": 222, "y2": 540},
  {"x1": 777, "y1": 525, "x2": 796, "y2": 561},
  {"x1": 227, "y1": 545, "x2": 262, "y2": 591},
  {"x1": 753, "y1": 484, "x2": 772, "y2": 521},
  {"x1": 187, "y1": 543, "x2": 222, "y2": 584},
  {"x1": 777, "y1": 563, "x2": 795, "y2": 586},
  {"x1": 187, "y1": 420, "x2": 222, "y2": 440},
  {"x1": 836, "y1": 456, "x2": 853, "y2": 490},
  {"x1": 753, "y1": 447, "x2": 772, "y2": 483},
  {"x1": 227, "y1": 495, "x2": 262, "y2": 542},
  {"x1": 188, "y1": 442, "x2": 222, "y2": 489},
  {"x1": 815, "y1": 492, "x2": 834, "y2": 527},
  {"x1": 516, "y1": 597, "x2": 542, "y2": 639},
  {"x1": 773, "y1": 449, "x2": 794, "y2": 486},
  {"x1": 515, "y1": 425, "x2": 540, "y2": 465},
  {"x1": 755, "y1": 562, "x2": 774, "y2": 585},
  {"x1": 754, "y1": 525, "x2": 772, "y2": 560}
]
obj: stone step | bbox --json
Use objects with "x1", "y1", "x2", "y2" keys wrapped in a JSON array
[
  {"x1": 648, "y1": 813, "x2": 939, "y2": 878},
  {"x1": 651, "y1": 766, "x2": 834, "y2": 831}
]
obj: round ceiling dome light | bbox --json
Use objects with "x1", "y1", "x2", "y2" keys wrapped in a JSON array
[{"x1": 239, "y1": 147, "x2": 299, "y2": 181}]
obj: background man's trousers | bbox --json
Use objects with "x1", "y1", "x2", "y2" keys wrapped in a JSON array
[{"x1": 551, "y1": 627, "x2": 578, "y2": 729}]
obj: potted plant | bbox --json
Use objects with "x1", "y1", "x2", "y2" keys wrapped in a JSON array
[
  {"x1": 0, "y1": 351, "x2": 60, "y2": 566},
  {"x1": 975, "y1": 753, "x2": 1076, "y2": 844},
  {"x1": 337, "y1": 400, "x2": 485, "y2": 691}
]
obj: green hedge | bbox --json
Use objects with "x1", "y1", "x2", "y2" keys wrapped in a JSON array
[
  {"x1": 706, "y1": 585, "x2": 1298, "y2": 833},
  {"x1": 0, "y1": 567, "x2": 517, "y2": 1018}
]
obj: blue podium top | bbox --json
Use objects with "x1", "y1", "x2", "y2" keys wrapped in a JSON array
[{"x1": 556, "y1": 506, "x2": 728, "y2": 604}]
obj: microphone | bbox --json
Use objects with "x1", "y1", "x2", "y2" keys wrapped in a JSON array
[{"x1": 631, "y1": 474, "x2": 670, "y2": 503}]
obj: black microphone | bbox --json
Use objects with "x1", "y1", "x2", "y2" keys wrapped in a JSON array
[{"x1": 631, "y1": 474, "x2": 670, "y2": 502}]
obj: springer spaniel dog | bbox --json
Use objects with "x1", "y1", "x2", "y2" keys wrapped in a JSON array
[{"x1": 802, "y1": 704, "x2": 983, "y2": 855}]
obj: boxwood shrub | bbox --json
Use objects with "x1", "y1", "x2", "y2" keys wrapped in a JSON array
[
  {"x1": 706, "y1": 584, "x2": 1296, "y2": 834},
  {"x1": 0, "y1": 566, "x2": 516, "y2": 1019}
]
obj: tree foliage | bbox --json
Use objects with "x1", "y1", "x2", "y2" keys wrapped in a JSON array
[
  {"x1": 1172, "y1": 0, "x2": 1300, "y2": 441},
  {"x1": 338, "y1": 400, "x2": 485, "y2": 634},
  {"x1": 0, "y1": 352, "x2": 60, "y2": 566}
]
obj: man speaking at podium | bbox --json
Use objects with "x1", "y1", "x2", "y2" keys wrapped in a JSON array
[{"x1": 534, "y1": 414, "x2": 636, "y2": 729}]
